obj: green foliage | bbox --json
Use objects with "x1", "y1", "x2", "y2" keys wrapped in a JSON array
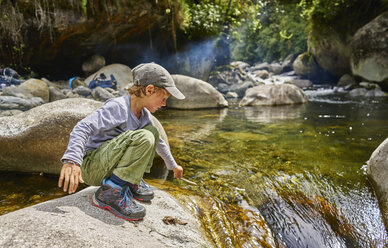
[
  {"x1": 81, "y1": 0, "x2": 87, "y2": 15},
  {"x1": 301, "y1": 0, "x2": 388, "y2": 37},
  {"x1": 231, "y1": 2, "x2": 308, "y2": 63}
]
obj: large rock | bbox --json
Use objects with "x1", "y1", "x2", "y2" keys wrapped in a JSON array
[
  {"x1": 19, "y1": 78, "x2": 50, "y2": 103},
  {"x1": 292, "y1": 53, "x2": 318, "y2": 76},
  {"x1": 82, "y1": 55, "x2": 106, "y2": 76},
  {"x1": 85, "y1": 64, "x2": 133, "y2": 91},
  {"x1": 168, "y1": 75, "x2": 228, "y2": 109},
  {"x1": 350, "y1": 12, "x2": 388, "y2": 90},
  {"x1": 239, "y1": 84, "x2": 308, "y2": 106},
  {"x1": 0, "y1": 186, "x2": 210, "y2": 247},
  {"x1": 0, "y1": 98, "x2": 170, "y2": 178},
  {"x1": 309, "y1": 31, "x2": 351, "y2": 77},
  {"x1": 367, "y1": 137, "x2": 388, "y2": 230},
  {"x1": 0, "y1": 96, "x2": 44, "y2": 110}
]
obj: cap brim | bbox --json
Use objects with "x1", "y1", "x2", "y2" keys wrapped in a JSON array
[{"x1": 165, "y1": 86, "x2": 185, "y2": 100}]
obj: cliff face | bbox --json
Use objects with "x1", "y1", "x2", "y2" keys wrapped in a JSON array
[{"x1": 0, "y1": 0, "x2": 185, "y2": 78}]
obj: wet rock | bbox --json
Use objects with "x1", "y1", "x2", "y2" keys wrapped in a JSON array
[
  {"x1": 337, "y1": 74, "x2": 357, "y2": 87},
  {"x1": 350, "y1": 12, "x2": 388, "y2": 90},
  {"x1": 49, "y1": 86, "x2": 66, "y2": 102},
  {"x1": 359, "y1": 82, "x2": 380, "y2": 90},
  {"x1": 252, "y1": 62, "x2": 270, "y2": 71},
  {"x1": 85, "y1": 64, "x2": 133, "y2": 91},
  {"x1": 239, "y1": 84, "x2": 308, "y2": 106},
  {"x1": 367, "y1": 137, "x2": 388, "y2": 230},
  {"x1": 0, "y1": 186, "x2": 209, "y2": 248},
  {"x1": 0, "y1": 96, "x2": 44, "y2": 111},
  {"x1": 364, "y1": 88, "x2": 388, "y2": 97},
  {"x1": 92, "y1": 87, "x2": 115, "y2": 101},
  {"x1": 225, "y1": 92, "x2": 238, "y2": 99},
  {"x1": 285, "y1": 79, "x2": 313, "y2": 89},
  {"x1": 292, "y1": 53, "x2": 318, "y2": 76},
  {"x1": 0, "y1": 98, "x2": 170, "y2": 178},
  {"x1": 168, "y1": 74, "x2": 228, "y2": 109},
  {"x1": 72, "y1": 86, "x2": 92, "y2": 97},
  {"x1": 19, "y1": 79, "x2": 50, "y2": 103},
  {"x1": 347, "y1": 88, "x2": 368, "y2": 98},
  {"x1": 82, "y1": 55, "x2": 106, "y2": 76}
]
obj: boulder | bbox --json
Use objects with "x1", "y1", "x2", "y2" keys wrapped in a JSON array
[
  {"x1": 230, "y1": 61, "x2": 250, "y2": 70},
  {"x1": 292, "y1": 53, "x2": 318, "y2": 76},
  {"x1": 92, "y1": 87, "x2": 115, "y2": 101},
  {"x1": 309, "y1": 31, "x2": 351, "y2": 77},
  {"x1": 168, "y1": 75, "x2": 228, "y2": 109},
  {"x1": 337, "y1": 74, "x2": 356, "y2": 87},
  {"x1": 367, "y1": 137, "x2": 388, "y2": 230},
  {"x1": 239, "y1": 84, "x2": 308, "y2": 106},
  {"x1": 49, "y1": 86, "x2": 66, "y2": 102},
  {"x1": 0, "y1": 98, "x2": 170, "y2": 178},
  {"x1": 253, "y1": 70, "x2": 269, "y2": 79},
  {"x1": 0, "y1": 186, "x2": 209, "y2": 247},
  {"x1": 72, "y1": 86, "x2": 92, "y2": 97},
  {"x1": 19, "y1": 79, "x2": 50, "y2": 103},
  {"x1": 85, "y1": 64, "x2": 133, "y2": 91},
  {"x1": 2, "y1": 85, "x2": 34, "y2": 99},
  {"x1": 282, "y1": 54, "x2": 297, "y2": 72},
  {"x1": 269, "y1": 63, "x2": 283, "y2": 75},
  {"x1": 350, "y1": 12, "x2": 388, "y2": 90},
  {"x1": 0, "y1": 96, "x2": 44, "y2": 110}
]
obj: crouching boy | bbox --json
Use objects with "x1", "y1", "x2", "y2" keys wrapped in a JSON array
[{"x1": 58, "y1": 62, "x2": 185, "y2": 221}]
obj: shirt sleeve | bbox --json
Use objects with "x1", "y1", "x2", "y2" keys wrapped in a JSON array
[
  {"x1": 61, "y1": 100, "x2": 127, "y2": 166},
  {"x1": 145, "y1": 111, "x2": 178, "y2": 170}
]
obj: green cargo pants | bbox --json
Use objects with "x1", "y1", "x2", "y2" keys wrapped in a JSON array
[{"x1": 81, "y1": 125, "x2": 159, "y2": 186}]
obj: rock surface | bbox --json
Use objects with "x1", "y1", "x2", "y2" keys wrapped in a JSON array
[
  {"x1": 239, "y1": 84, "x2": 308, "y2": 106},
  {"x1": 367, "y1": 137, "x2": 388, "y2": 230},
  {"x1": 0, "y1": 98, "x2": 169, "y2": 178},
  {"x1": 351, "y1": 11, "x2": 388, "y2": 90},
  {"x1": 19, "y1": 78, "x2": 50, "y2": 103},
  {"x1": 85, "y1": 64, "x2": 133, "y2": 91},
  {"x1": 168, "y1": 74, "x2": 228, "y2": 109},
  {"x1": 0, "y1": 186, "x2": 210, "y2": 248}
]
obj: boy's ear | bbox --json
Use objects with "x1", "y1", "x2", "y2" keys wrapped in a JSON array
[{"x1": 145, "y1": 85, "x2": 155, "y2": 95}]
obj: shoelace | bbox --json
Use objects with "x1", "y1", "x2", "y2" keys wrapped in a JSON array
[
  {"x1": 119, "y1": 187, "x2": 136, "y2": 208},
  {"x1": 140, "y1": 179, "x2": 150, "y2": 189}
]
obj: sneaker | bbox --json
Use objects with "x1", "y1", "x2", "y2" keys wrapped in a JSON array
[
  {"x1": 91, "y1": 179, "x2": 146, "y2": 221},
  {"x1": 128, "y1": 179, "x2": 154, "y2": 201}
]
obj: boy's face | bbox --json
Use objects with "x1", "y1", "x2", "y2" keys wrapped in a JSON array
[{"x1": 145, "y1": 88, "x2": 170, "y2": 113}]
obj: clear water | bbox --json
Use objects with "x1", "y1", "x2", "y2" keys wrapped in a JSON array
[{"x1": 0, "y1": 91, "x2": 387, "y2": 247}]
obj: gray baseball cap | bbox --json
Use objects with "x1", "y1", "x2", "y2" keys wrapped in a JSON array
[{"x1": 132, "y1": 62, "x2": 185, "y2": 100}]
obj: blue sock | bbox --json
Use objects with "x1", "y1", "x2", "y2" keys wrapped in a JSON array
[{"x1": 108, "y1": 174, "x2": 128, "y2": 187}]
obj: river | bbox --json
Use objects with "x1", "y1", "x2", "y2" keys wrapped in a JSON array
[{"x1": 0, "y1": 87, "x2": 387, "y2": 247}]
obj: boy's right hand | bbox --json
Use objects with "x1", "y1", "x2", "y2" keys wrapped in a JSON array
[{"x1": 58, "y1": 163, "x2": 84, "y2": 194}]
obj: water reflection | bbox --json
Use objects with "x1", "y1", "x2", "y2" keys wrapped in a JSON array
[{"x1": 243, "y1": 104, "x2": 306, "y2": 123}]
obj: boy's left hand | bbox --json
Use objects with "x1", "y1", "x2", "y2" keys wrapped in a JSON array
[
  {"x1": 173, "y1": 165, "x2": 183, "y2": 179},
  {"x1": 58, "y1": 163, "x2": 84, "y2": 194}
]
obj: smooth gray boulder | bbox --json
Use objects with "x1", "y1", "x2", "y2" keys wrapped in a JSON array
[
  {"x1": 367, "y1": 137, "x2": 388, "y2": 230},
  {"x1": 19, "y1": 78, "x2": 50, "y2": 103},
  {"x1": 0, "y1": 186, "x2": 210, "y2": 248},
  {"x1": 350, "y1": 12, "x2": 388, "y2": 89},
  {"x1": 0, "y1": 98, "x2": 170, "y2": 179},
  {"x1": 0, "y1": 96, "x2": 44, "y2": 110},
  {"x1": 168, "y1": 74, "x2": 228, "y2": 109},
  {"x1": 85, "y1": 64, "x2": 133, "y2": 91},
  {"x1": 292, "y1": 53, "x2": 318, "y2": 76},
  {"x1": 239, "y1": 84, "x2": 308, "y2": 106}
]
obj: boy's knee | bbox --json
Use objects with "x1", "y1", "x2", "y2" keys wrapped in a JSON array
[
  {"x1": 137, "y1": 129, "x2": 157, "y2": 147},
  {"x1": 142, "y1": 125, "x2": 159, "y2": 141}
]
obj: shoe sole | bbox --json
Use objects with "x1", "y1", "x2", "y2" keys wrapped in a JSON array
[
  {"x1": 91, "y1": 194, "x2": 145, "y2": 221},
  {"x1": 133, "y1": 194, "x2": 154, "y2": 202}
]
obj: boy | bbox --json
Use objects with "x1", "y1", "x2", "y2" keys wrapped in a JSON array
[{"x1": 58, "y1": 62, "x2": 185, "y2": 221}]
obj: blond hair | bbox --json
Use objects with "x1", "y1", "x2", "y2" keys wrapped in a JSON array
[{"x1": 126, "y1": 85, "x2": 169, "y2": 97}]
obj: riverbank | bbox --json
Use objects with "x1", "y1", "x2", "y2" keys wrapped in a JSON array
[{"x1": 0, "y1": 186, "x2": 211, "y2": 247}]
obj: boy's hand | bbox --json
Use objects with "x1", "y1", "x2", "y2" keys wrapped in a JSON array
[
  {"x1": 173, "y1": 165, "x2": 183, "y2": 179},
  {"x1": 58, "y1": 163, "x2": 84, "y2": 194}
]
